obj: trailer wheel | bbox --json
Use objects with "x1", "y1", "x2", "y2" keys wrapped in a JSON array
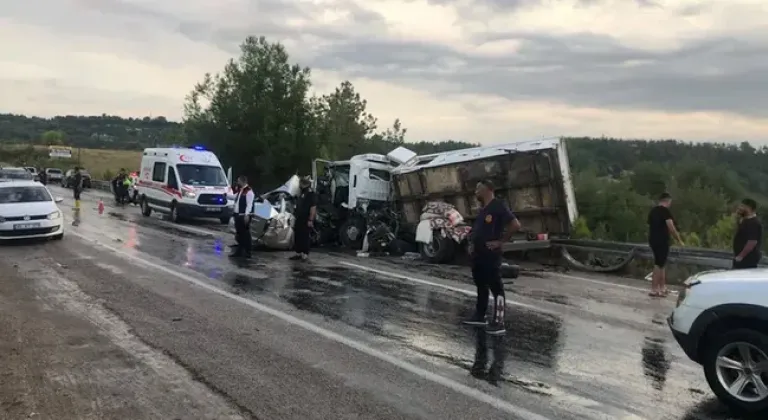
[
  {"x1": 419, "y1": 234, "x2": 456, "y2": 263},
  {"x1": 340, "y1": 218, "x2": 365, "y2": 250}
]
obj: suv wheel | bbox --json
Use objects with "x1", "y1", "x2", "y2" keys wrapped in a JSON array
[{"x1": 703, "y1": 328, "x2": 768, "y2": 414}]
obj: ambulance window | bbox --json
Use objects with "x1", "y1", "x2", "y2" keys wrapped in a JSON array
[
  {"x1": 152, "y1": 162, "x2": 166, "y2": 182},
  {"x1": 167, "y1": 168, "x2": 179, "y2": 189}
]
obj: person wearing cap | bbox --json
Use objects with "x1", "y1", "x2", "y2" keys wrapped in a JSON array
[
  {"x1": 230, "y1": 175, "x2": 255, "y2": 258},
  {"x1": 290, "y1": 176, "x2": 317, "y2": 261},
  {"x1": 463, "y1": 179, "x2": 521, "y2": 335}
]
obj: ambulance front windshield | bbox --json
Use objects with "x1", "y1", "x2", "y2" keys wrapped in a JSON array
[{"x1": 176, "y1": 164, "x2": 228, "y2": 187}]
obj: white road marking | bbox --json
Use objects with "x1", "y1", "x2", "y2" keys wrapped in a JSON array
[
  {"x1": 340, "y1": 261, "x2": 553, "y2": 314},
  {"x1": 152, "y1": 219, "x2": 221, "y2": 238},
  {"x1": 65, "y1": 229, "x2": 552, "y2": 420},
  {"x1": 548, "y1": 272, "x2": 648, "y2": 293}
]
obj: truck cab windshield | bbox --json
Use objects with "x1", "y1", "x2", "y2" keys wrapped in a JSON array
[
  {"x1": 333, "y1": 165, "x2": 350, "y2": 187},
  {"x1": 176, "y1": 164, "x2": 228, "y2": 187}
]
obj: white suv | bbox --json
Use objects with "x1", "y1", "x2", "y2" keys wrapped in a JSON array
[{"x1": 668, "y1": 269, "x2": 768, "y2": 414}]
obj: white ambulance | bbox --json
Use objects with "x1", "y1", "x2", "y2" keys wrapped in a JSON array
[{"x1": 136, "y1": 147, "x2": 233, "y2": 223}]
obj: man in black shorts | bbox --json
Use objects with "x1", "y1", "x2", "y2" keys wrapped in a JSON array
[
  {"x1": 463, "y1": 179, "x2": 521, "y2": 335},
  {"x1": 733, "y1": 198, "x2": 763, "y2": 269},
  {"x1": 647, "y1": 193, "x2": 683, "y2": 297}
]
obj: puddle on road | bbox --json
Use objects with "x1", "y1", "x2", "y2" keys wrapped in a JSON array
[
  {"x1": 641, "y1": 336, "x2": 672, "y2": 392},
  {"x1": 206, "y1": 260, "x2": 566, "y2": 375},
  {"x1": 107, "y1": 211, "x2": 129, "y2": 222}
]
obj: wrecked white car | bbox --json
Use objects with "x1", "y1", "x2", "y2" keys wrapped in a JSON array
[{"x1": 229, "y1": 175, "x2": 299, "y2": 250}]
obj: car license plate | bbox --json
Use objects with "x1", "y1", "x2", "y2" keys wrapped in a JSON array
[
  {"x1": 204, "y1": 207, "x2": 220, "y2": 212},
  {"x1": 14, "y1": 223, "x2": 40, "y2": 230}
]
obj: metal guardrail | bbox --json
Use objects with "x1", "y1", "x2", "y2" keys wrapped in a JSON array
[
  {"x1": 552, "y1": 238, "x2": 768, "y2": 269},
  {"x1": 91, "y1": 179, "x2": 112, "y2": 192}
]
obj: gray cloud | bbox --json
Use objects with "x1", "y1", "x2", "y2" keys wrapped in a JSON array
[
  {"x1": 425, "y1": 0, "x2": 660, "y2": 13},
  {"x1": 74, "y1": 0, "x2": 386, "y2": 56},
  {"x1": 0, "y1": 78, "x2": 181, "y2": 116},
  {"x1": 4, "y1": 0, "x2": 767, "y2": 121},
  {"x1": 307, "y1": 32, "x2": 768, "y2": 117}
]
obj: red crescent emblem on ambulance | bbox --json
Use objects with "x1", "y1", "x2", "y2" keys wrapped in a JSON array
[{"x1": 179, "y1": 155, "x2": 190, "y2": 162}]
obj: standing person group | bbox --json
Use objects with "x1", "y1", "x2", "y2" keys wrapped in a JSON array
[
  {"x1": 647, "y1": 193, "x2": 764, "y2": 296},
  {"x1": 463, "y1": 180, "x2": 521, "y2": 336}
]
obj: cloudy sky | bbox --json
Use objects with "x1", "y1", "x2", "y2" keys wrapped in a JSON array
[{"x1": 2, "y1": 0, "x2": 767, "y2": 144}]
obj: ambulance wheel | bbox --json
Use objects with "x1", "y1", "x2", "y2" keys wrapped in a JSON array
[
  {"x1": 169, "y1": 202, "x2": 180, "y2": 223},
  {"x1": 141, "y1": 197, "x2": 152, "y2": 217}
]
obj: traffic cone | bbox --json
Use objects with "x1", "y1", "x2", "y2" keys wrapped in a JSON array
[{"x1": 98, "y1": 199, "x2": 104, "y2": 215}]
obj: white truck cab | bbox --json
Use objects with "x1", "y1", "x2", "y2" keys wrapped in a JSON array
[
  {"x1": 136, "y1": 147, "x2": 233, "y2": 224},
  {"x1": 312, "y1": 153, "x2": 394, "y2": 210}
]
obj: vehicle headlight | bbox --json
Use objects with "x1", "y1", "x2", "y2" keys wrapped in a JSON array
[
  {"x1": 48, "y1": 211, "x2": 61, "y2": 220},
  {"x1": 183, "y1": 191, "x2": 196, "y2": 198}
]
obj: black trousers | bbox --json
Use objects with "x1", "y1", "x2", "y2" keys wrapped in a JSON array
[
  {"x1": 234, "y1": 215, "x2": 252, "y2": 255},
  {"x1": 73, "y1": 188, "x2": 82, "y2": 201},
  {"x1": 294, "y1": 220, "x2": 311, "y2": 254},
  {"x1": 471, "y1": 254, "x2": 505, "y2": 322},
  {"x1": 732, "y1": 259, "x2": 759, "y2": 270}
]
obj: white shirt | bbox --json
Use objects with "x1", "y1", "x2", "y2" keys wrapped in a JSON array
[{"x1": 235, "y1": 187, "x2": 255, "y2": 215}]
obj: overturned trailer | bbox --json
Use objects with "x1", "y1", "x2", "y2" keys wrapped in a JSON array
[
  {"x1": 391, "y1": 138, "x2": 578, "y2": 263},
  {"x1": 254, "y1": 139, "x2": 578, "y2": 264}
]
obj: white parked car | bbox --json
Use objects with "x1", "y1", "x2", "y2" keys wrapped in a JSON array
[
  {"x1": 668, "y1": 269, "x2": 768, "y2": 414},
  {"x1": 0, "y1": 180, "x2": 64, "y2": 240},
  {"x1": 45, "y1": 168, "x2": 64, "y2": 183}
]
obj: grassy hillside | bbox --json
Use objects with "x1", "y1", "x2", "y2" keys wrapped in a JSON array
[{"x1": 0, "y1": 144, "x2": 141, "y2": 180}]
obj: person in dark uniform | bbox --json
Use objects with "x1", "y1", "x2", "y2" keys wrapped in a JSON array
[
  {"x1": 463, "y1": 180, "x2": 521, "y2": 335},
  {"x1": 290, "y1": 176, "x2": 316, "y2": 261},
  {"x1": 72, "y1": 167, "x2": 83, "y2": 203},
  {"x1": 647, "y1": 193, "x2": 683, "y2": 297},
  {"x1": 733, "y1": 198, "x2": 762, "y2": 269},
  {"x1": 72, "y1": 167, "x2": 84, "y2": 226},
  {"x1": 230, "y1": 175, "x2": 255, "y2": 258}
]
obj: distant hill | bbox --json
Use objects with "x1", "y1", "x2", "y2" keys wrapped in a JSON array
[{"x1": 0, "y1": 113, "x2": 184, "y2": 150}]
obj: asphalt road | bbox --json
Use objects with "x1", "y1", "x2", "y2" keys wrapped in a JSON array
[{"x1": 0, "y1": 185, "x2": 750, "y2": 419}]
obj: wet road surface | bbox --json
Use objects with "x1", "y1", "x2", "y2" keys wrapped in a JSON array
[{"x1": 0, "y1": 185, "x2": 753, "y2": 419}]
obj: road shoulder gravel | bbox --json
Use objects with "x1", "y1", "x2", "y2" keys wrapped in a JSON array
[{"x1": 0, "y1": 247, "x2": 245, "y2": 420}]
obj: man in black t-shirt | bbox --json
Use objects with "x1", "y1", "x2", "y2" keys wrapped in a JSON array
[
  {"x1": 290, "y1": 176, "x2": 317, "y2": 261},
  {"x1": 733, "y1": 198, "x2": 763, "y2": 269},
  {"x1": 647, "y1": 193, "x2": 683, "y2": 297},
  {"x1": 462, "y1": 180, "x2": 521, "y2": 336}
]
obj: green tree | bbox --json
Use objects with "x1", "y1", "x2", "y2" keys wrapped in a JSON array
[
  {"x1": 41, "y1": 130, "x2": 65, "y2": 145},
  {"x1": 183, "y1": 36, "x2": 315, "y2": 189},
  {"x1": 571, "y1": 216, "x2": 592, "y2": 239},
  {"x1": 705, "y1": 214, "x2": 736, "y2": 250},
  {"x1": 313, "y1": 81, "x2": 378, "y2": 160},
  {"x1": 629, "y1": 161, "x2": 668, "y2": 197}
]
